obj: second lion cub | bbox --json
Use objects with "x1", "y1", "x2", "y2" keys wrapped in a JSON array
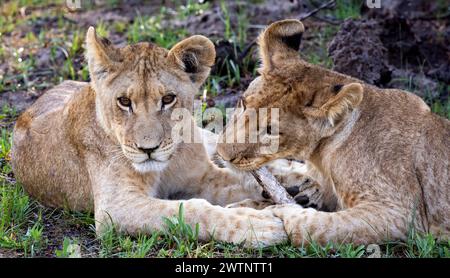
[{"x1": 217, "y1": 19, "x2": 450, "y2": 246}]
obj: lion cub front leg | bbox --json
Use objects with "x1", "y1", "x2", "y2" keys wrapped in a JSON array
[
  {"x1": 90, "y1": 168, "x2": 287, "y2": 247},
  {"x1": 268, "y1": 200, "x2": 410, "y2": 246}
]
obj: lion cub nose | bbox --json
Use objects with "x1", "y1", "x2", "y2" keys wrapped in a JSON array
[{"x1": 138, "y1": 145, "x2": 160, "y2": 157}]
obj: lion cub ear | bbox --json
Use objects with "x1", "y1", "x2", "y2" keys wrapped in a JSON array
[
  {"x1": 168, "y1": 35, "x2": 216, "y2": 85},
  {"x1": 258, "y1": 19, "x2": 304, "y2": 71},
  {"x1": 85, "y1": 26, "x2": 122, "y2": 81},
  {"x1": 304, "y1": 83, "x2": 364, "y2": 126}
]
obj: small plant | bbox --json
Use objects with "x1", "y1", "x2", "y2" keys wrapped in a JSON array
[
  {"x1": 430, "y1": 98, "x2": 450, "y2": 119},
  {"x1": 219, "y1": 1, "x2": 232, "y2": 41},
  {"x1": 438, "y1": 240, "x2": 450, "y2": 258},
  {"x1": 127, "y1": 13, "x2": 186, "y2": 49},
  {"x1": 0, "y1": 15, "x2": 15, "y2": 35},
  {"x1": 25, "y1": 31, "x2": 37, "y2": 44},
  {"x1": 69, "y1": 30, "x2": 83, "y2": 57},
  {"x1": 337, "y1": 243, "x2": 365, "y2": 258},
  {"x1": 305, "y1": 240, "x2": 335, "y2": 258},
  {"x1": 178, "y1": 0, "x2": 210, "y2": 19},
  {"x1": 96, "y1": 20, "x2": 109, "y2": 38},
  {"x1": 96, "y1": 221, "x2": 160, "y2": 258},
  {"x1": 406, "y1": 232, "x2": 439, "y2": 258},
  {"x1": 333, "y1": 0, "x2": 361, "y2": 20},
  {"x1": 98, "y1": 223, "x2": 119, "y2": 257},
  {"x1": 113, "y1": 21, "x2": 127, "y2": 34},
  {"x1": 120, "y1": 233, "x2": 159, "y2": 258},
  {"x1": 236, "y1": 4, "x2": 248, "y2": 48},
  {"x1": 80, "y1": 64, "x2": 90, "y2": 81},
  {"x1": 264, "y1": 243, "x2": 307, "y2": 258},
  {"x1": 0, "y1": 183, "x2": 31, "y2": 236},
  {"x1": 0, "y1": 128, "x2": 12, "y2": 162},
  {"x1": 22, "y1": 218, "x2": 45, "y2": 257},
  {"x1": 203, "y1": 76, "x2": 223, "y2": 97},
  {"x1": 161, "y1": 203, "x2": 200, "y2": 257},
  {"x1": 56, "y1": 237, "x2": 81, "y2": 258},
  {"x1": 63, "y1": 58, "x2": 76, "y2": 80},
  {"x1": 218, "y1": 1, "x2": 249, "y2": 48},
  {"x1": 62, "y1": 208, "x2": 95, "y2": 227},
  {"x1": 227, "y1": 60, "x2": 241, "y2": 87}
]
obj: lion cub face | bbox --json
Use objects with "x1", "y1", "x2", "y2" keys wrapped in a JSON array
[
  {"x1": 85, "y1": 27, "x2": 215, "y2": 172},
  {"x1": 217, "y1": 20, "x2": 363, "y2": 170}
]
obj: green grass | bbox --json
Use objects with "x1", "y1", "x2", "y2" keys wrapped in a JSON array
[
  {"x1": 333, "y1": 0, "x2": 361, "y2": 20},
  {"x1": 1, "y1": 174, "x2": 449, "y2": 258},
  {"x1": 0, "y1": 181, "x2": 47, "y2": 257},
  {"x1": 0, "y1": 127, "x2": 45, "y2": 257},
  {"x1": 21, "y1": 214, "x2": 45, "y2": 257},
  {"x1": 177, "y1": 0, "x2": 210, "y2": 20},
  {"x1": 219, "y1": 1, "x2": 248, "y2": 48},
  {"x1": 127, "y1": 12, "x2": 187, "y2": 49}
]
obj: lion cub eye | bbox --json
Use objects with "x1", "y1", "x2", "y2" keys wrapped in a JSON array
[
  {"x1": 117, "y1": 97, "x2": 132, "y2": 109},
  {"x1": 161, "y1": 93, "x2": 177, "y2": 109}
]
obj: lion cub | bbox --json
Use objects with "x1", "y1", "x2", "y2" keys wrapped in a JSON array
[
  {"x1": 11, "y1": 27, "x2": 288, "y2": 246},
  {"x1": 217, "y1": 20, "x2": 450, "y2": 245}
]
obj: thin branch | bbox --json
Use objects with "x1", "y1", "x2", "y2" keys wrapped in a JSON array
[
  {"x1": 311, "y1": 15, "x2": 341, "y2": 25},
  {"x1": 298, "y1": 0, "x2": 336, "y2": 21},
  {"x1": 251, "y1": 167, "x2": 296, "y2": 205},
  {"x1": 238, "y1": 0, "x2": 337, "y2": 61}
]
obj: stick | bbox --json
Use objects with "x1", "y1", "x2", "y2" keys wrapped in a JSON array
[
  {"x1": 299, "y1": 0, "x2": 336, "y2": 21},
  {"x1": 251, "y1": 167, "x2": 296, "y2": 204}
]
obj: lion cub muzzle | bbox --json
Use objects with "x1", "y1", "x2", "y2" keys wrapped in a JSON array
[{"x1": 122, "y1": 138, "x2": 176, "y2": 173}]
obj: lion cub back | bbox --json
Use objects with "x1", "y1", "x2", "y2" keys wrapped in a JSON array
[
  {"x1": 21, "y1": 81, "x2": 88, "y2": 125},
  {"x1": 12, "y1": 80, "x2": 93, "y2": 210}
]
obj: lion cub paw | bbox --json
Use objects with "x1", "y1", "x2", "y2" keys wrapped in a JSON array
[
  {"x1": 224, "y1": 207, "x2": 288, "y2": 247},
  {"x1": 286, "y1": 178, "x2": 325, "y2": 210}
]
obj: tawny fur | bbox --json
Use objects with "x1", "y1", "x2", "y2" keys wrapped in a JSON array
[
  {"x1": 217, "y1": 19, "x2": 450, "y2": 246},
  {"x1": 11, "y1": 27, "x2": 288, "y2": 247}
]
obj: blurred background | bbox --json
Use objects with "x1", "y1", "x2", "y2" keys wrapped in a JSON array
[{"x1": 0, "y1": 0, "x2": 449, "y2": 257}]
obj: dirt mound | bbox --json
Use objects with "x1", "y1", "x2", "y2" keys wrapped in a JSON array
[
  {"x1": 328, "y1": 19, "x2": 390, "y2": 86},
  {"x1": 328, "y1": 13, "x2": 449, "y2": 99}
]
